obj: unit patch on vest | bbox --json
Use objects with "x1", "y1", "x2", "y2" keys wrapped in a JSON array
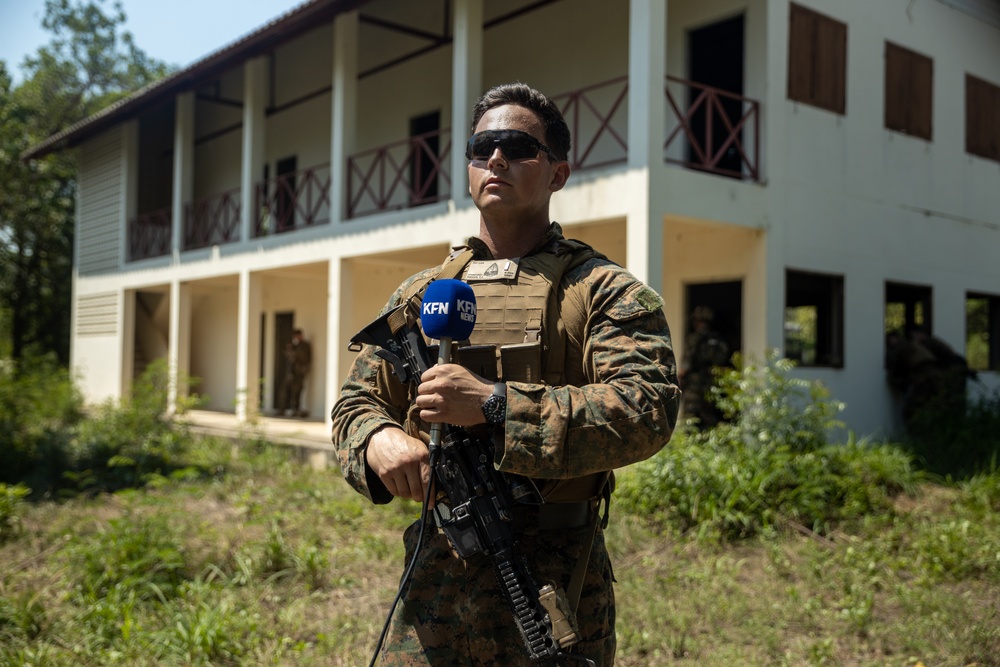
[{"x1": 465, "y1": 259, "x2": 520, "y2": 282}]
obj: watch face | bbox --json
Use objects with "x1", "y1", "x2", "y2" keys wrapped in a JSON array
[{"x1": 483, "y1": 394, "x2": 506, "y2": 424}]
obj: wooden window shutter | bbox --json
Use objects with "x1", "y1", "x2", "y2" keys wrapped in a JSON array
[
  {"x1": 885, "y1": 42, "x2": 933, "y2": 140},
  {"x1": 966, "y1": 74, "x2": 1000, "y2": 163},
  {"x1": 788, "y1": 4, "x2": 847, "y2": 114},
  {"x1": 788, "y1": 5, "x2": 813, "y2": 103}
]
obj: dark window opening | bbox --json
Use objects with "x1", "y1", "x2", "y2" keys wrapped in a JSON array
[
  {"x1": 885, "y1": 281, "x2": 933, "y2": 365},
  {"x1": 785, "y1": 269, "x2": 844, "y2": 368}
]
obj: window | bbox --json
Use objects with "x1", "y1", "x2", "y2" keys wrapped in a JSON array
[
  {"x1": 885, "y1": 42, "x2": 933, "y2": 140},
  {"x1": 966, "y1": 74, "x2": 1000, "y2": 162},
  {"x1": 785, "y1": 269, "x2": 844, "y2": 367},
  {"x1": 885, "y1": 281, "x2": 933, "y2": 366},
  {"x1": 787, "y1": 3, "x2": 847, "y2": 114},
  {"x1": 967, "y1": 292, "x2": 1000, "y2": 371}
]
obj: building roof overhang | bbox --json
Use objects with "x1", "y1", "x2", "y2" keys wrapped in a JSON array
[{"x1": 21, "y1": 0, "x2": 370, "y2": 161}]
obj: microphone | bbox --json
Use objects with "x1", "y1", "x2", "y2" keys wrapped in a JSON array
[{"x1": 420, "y1": 279, "x2": 477, "y2": 451}]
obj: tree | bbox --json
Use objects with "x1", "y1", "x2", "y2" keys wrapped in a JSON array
[{"x1": 0, "y1": 0, "x2": 172, "y2": 365}]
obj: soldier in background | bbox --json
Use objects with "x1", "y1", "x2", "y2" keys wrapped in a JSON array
[
  {"x1": 281, "y1": 328, "x2": 312, "y2": 417},
  {"x1": 680, "y1": 306, "x2": 730, "y2": 430},
  {"x1": 886, "y1": 327, "x2": 972, "y2": 429}
]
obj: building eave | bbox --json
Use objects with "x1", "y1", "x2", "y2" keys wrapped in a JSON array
[{"x1": 21, "y1": 0, "x2": 370, "y2": 161}]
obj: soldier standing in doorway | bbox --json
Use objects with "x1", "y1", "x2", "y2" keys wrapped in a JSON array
[
  {"x1": 282, "y1": 328, "x2": 312, "y2": 417},
  {"x1": 680, "y1": 305, "x2": 730, "y2": 430}
]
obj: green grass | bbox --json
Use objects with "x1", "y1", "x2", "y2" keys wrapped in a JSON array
[
  {"x1": 1, "y1": 439, "x2": 998, "y2": 666},
  {"x1": 1, "y1": 353, "x2": 998, "y2": 665}
]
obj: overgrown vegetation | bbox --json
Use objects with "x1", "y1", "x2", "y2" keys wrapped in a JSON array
[
  {"x1": 0, "y1": 354, "x2": 998, "y2": 665},
  {"x1": 901, "y1": 384, "x2": 1000, "y2": 479},
  {"x1": 617, "y1": 354, "x2": 922, "y2": 541},
  {"x1": 0, "y1": 358, "x2": 203, "y2": 497}
]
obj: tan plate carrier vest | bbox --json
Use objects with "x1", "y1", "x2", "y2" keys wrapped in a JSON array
[{"x1": 395, "y1": 236, "x2": 613, "y2": 506}]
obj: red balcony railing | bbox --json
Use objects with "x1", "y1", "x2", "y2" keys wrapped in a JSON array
[
  {"x1": 255, "y1": 162, "x2": 332, "y2": 237},
  {"x1": 127, "y1": 208, "x2": 172, "y2": 261},
  {"x1": 552, "y1": 76, "x2": 630, "y2": 172},
  {"x1": 347, "y1": 128, "x2": 452, "y2": 219},
  {"x1": 665, "y1": 76, "x2": 760, "y2": 181},
  {"x1": 184, "y1": 187, "x2": 241, "y2": 250}
]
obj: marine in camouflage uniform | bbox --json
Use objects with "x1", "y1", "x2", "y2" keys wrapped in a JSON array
[
  {"x1": 886, "y1": 328, "x2": 972, "y2": 429},
  {"x1": 331, "y1": 83, "x2": 680, "y2": 667},
  {"x1": 680, "y1": 306, "x2": 729, "y2": 429}
]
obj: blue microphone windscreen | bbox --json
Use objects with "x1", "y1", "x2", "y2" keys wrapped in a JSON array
[{"x1": 421, "y1": 279, "x2": 477, "y2": 341}]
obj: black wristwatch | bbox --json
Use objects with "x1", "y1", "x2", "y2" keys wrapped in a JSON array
[{"x1": 481, "y1": 382, "x2": 507, "y2": 425}]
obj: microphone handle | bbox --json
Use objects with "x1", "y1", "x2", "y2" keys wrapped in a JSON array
[{"x1": 428, "y1": 337, "x2": 453, "y2": 453}]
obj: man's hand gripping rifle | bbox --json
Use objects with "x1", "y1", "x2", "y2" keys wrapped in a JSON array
[{"x1": 350, "y1": 287, "x2": 592, "y2": 666}]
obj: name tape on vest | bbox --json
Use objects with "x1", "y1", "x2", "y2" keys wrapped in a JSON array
[{"x1": 465, "y1": 259, "x2": 520, "y2": 282}]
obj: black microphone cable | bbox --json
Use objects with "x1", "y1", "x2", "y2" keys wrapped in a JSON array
[{"x1": 367, "y1": 445, "x2": 441, "y2": 667}]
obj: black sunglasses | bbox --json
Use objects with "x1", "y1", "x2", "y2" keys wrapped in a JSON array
[{"x1": 465, "y1": 129, "x2": 555, "y2": 161}]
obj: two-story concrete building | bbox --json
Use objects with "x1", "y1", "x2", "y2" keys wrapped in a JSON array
[{"x1": 25, "y1": 0, "x2": 1000, "y2": 437}]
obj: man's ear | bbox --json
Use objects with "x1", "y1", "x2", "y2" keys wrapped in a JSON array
[{"x1": 548, "y1": 161, "x2": 571, "y2": 193}]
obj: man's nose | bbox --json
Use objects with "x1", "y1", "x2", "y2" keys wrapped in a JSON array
[{"x1": 486, "y1": 146, "x2": 507, "y2": 168}]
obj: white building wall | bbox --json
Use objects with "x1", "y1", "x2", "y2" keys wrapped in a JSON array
[
  {"x1": 763, "y1": 0, "x2": 1000, "y2": 434},
  {"x1": 63, "y1": 0, "x2": 1000, "y2": 437},
  {"x1": 189, "y1": 283, "x2": 239, "y2": 412}
]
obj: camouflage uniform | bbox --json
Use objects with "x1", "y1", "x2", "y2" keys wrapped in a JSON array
[
  {"x1": 886, "y1": 332, "x2": 970, "y2": 428},
  {"x1": 331, "y1": 223, "x2": 681, "y2": 666},
  {"x1": 281, "y1": 335, "x2": 312, "y2": 415}
]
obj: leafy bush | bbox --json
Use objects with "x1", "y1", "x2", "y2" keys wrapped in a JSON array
[
  {"x1": 0, "y1": 484, "x2": 30, "y2": 543},
  {"x1": 617, "y1": 353, "x2": 921, "y2": 540},
  {"x1": 66, "y1": 359, "x2": 204, "y2": 494},
  {"x1": 960, "y1": 457, "x2": 1000, "y2": 514},
  {"x1": 0, "y1": 355, "x2": 82, "y2": 493},
  {"x1": 902, "y1": 387, "x2": 1000, "y2": 479}
]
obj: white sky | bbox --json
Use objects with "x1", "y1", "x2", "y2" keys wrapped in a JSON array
[{"x1": 0, "y1": 0, "x2": 307, "y2": 84}]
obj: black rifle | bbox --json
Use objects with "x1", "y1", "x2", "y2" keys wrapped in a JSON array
[{"x1": 351, "y1": 303, "x2": 591, "y2": 665}]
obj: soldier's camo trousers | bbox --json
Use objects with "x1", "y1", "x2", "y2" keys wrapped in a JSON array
[{"x1": 378, "y1": 518, "x2": 616, "y2": 666}]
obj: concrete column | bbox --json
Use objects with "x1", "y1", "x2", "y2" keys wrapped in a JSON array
[
  {"x1": 168, "y1": 280, "x2": 191, "y2": 412},
  {"x1": 626, "y1": 0, "x2": 667, "y2": 295},
  {"x1": 121, "y1": 289, "x2": 135, "y2": 396},
  {"x1": 452, "y1": 0, "x2": 484, "y2": 204},
  {"x1": 236, "y1": 269, "x2": 263, "y2": 420},
  {"x1": 325, "y1": 258, "x2": 342, "y2": 430},
  {"x1": 242, "y1": 57, "x2": 267, "y2": 242},
  {"x1": 331, "y1": 11, "x2": 359, "y2": 223},
  {"x1": 172, "y1": 92, "x2": 194, "y2": 257}
]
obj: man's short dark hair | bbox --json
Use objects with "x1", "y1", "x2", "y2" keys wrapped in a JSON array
[{"x1": 470, "y1": 82, "x2": 571, "y2": 162}]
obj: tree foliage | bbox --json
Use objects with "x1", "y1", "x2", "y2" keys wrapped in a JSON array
[{"x1": 0, "y1": 0, "x2": 172, "y2": 364}]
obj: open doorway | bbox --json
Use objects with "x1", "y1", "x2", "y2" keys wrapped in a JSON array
[
  {"x1": 272, "y1": 311, "x2": 295, "y2": 412},
  {"x1": 409, "y1": 110, "x2": 440, "y2": 206},
  {"x1": 276, "y1": 156, "x2": 297, "y2": 232},
  {"x1": 685, "y1": 280, "x2": 743, "y2": 362},
  {"x1": 687, "y1": 14, "x2": 745, "y2": 177}
]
